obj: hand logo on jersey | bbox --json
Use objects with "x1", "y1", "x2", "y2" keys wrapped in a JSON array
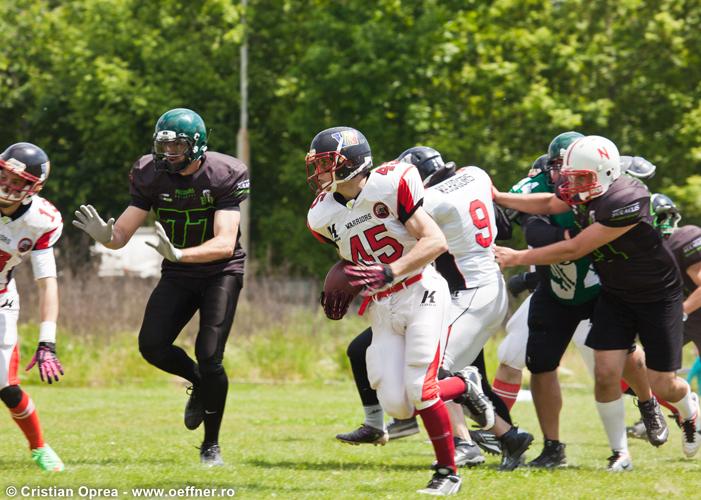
[{"x1": 345, "y1": 260, "x2": 394, "y2": 296}]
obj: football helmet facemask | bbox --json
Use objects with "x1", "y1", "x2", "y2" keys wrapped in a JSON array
[
  {"x1": 558, "y1": 135, "x2": 621, "y2": 205},
  {"x1": 0, "y1": 142, "x2": 50, "y2": 204},
  {"x1": 306, "y1": 126, "x2": 372, "y2": 193},
  {"x1": 153, "y1": 108, "x2": 208, "y2": 174},
  {"x1": 651, "y1": 193, "x2": 681, "y2": 239}
]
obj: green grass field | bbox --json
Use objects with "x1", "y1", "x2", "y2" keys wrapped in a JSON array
[{"x1": 1, "y1": 381, "x2": 699, "y2": 499}]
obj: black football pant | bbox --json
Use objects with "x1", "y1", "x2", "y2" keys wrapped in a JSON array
[
  {"x1": 346, "y1": 327, "x2": 512, "y2": 425},
  {"x1": 138, "y1": 273, "x2": 242, "y2": 445}
]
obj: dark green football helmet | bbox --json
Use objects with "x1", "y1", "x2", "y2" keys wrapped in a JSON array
[
  {"x1": 153, "y1": 108, "x2": 208, "y2": 173},
  {"x1": 546, "y1": 131, "x2": 584, "y2": 172}
]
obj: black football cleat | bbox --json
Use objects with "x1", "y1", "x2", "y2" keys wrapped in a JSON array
[
  {"x1": 184, "y1": 385, "x2": 204, "y2": 430},
  {"x1": 469, "y1": 429, "x2": 501, "y2": 455},
  {"x1": 636, "y1": 396, "x2": 669, "y2": 447},
  {"x1": 336, "y1": 424, "x2": 389, "y2": 446},
  {"x1": 200, "y1": 442, "x2": 224, "y2": 467},
  {"x1": 527, "y1": 440, "x2": 567, "y2": 468},
  {"x1": 387, "y1": 417, "x2": 420, "y2": 440},
  {"x1": 498, "y1": 427, "x2": 533, "y2": 471}
]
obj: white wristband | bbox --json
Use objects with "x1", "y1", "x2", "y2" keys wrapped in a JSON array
[{"x1": 39, "y1": 321, "x2": 57, "y2": 343}]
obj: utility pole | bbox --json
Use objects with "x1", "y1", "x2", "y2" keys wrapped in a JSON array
[{"x1": 237, "y1": 0, "x2": 250, "y2": 256}]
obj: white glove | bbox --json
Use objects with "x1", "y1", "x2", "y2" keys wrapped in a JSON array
[
  {"x1": 72, "y1": 204, "x2": 114, "y2": 244},
  {"x1": 146, "y1": 221, "x2": 183, "y2": 262}
]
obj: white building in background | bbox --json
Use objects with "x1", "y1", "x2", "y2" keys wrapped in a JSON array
[{"x1": 92, "y1": 226, "x2": 161, "y2": 278}]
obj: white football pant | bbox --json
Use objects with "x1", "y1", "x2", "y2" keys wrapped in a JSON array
[{"x1": 366, "y1": 266, "x2": 451, "y2": 419}]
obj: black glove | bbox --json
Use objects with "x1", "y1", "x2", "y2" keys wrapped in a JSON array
[{"x1": 507, "y1": 272, "x2": 539, "y2": 297}]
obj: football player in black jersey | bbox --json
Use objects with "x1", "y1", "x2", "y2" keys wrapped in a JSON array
[
  {"x1": 73, "y1": 108, "x2": 249, "y2": 466},
  {"x1": 493, "y1": 135, "x2": 701, "y2": 470}
]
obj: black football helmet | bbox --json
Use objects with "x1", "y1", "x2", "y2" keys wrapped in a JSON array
[
  {"x1": 397, "y1": 146, "x2": 445, "y2": 182},
  {"x1": 651, "y1": 193, "x2": 681, "y2": 239},
  {"x1": 528, "y1": 154, "x2": 548, "y2": 178},
  {"x1": 306, "y1": 126, "x2": 372, "y2": 193},
  {"x1": 0, "y1": 142, "x2": 50, "y2": 203},
  {"x1": 397, "y1": 146, "x2": 456, "y2": 187}
]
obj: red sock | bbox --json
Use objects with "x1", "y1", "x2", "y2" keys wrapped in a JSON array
[
  {"x1": 620, "y1": 380, "x2": 630, "y2": 393},
  {"x1": 492, "y1": 378, "x2": 520, "y2": 411},
  {"x1": 10, "y1": 391, "x2": 44, "y2": 449},
  {"x1": 438, "y1": 376, "x2": 466, "y2": 401},
  {"x1": 417, "y1": 399, "x2": 456, "y2": 473},
  {"x1": 655, "y1": 393, "x2": 679, "y2": 416}
]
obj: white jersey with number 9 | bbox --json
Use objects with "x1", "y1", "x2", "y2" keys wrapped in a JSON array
[{"x1": 424, "y1": 166, "x2": 500, "y2": 289}]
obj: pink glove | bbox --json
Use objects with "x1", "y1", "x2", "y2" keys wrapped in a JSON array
[
  {"x1": 25, "y1": 342, "x2": 64, "y2": 384},
  {"x1": 345, "y1": 261, "x2": 394, "y2": 296}
]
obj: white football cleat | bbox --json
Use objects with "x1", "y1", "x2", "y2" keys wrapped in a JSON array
[
  {"x1": 680, "y1": 392, "x2": 701, "y2": 458},
  {"x1": 606, "y1": 450, "x2": 632, "y2": 472}
]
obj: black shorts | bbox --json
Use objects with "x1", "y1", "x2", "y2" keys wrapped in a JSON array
[
  {"x1": 586, "y1": 289, "x2": 683, "y2": 372},
  {"x1": 683, "y1": 310, "x2": 701, "y2": 353},
  {"x1": 526, "y1": 288, "x2": 596, "y2": 374}
]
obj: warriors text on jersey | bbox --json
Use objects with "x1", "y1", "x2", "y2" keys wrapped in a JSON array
[
  {"x1": 510, "y1": 172, "x2": 599, "y2": 304},
  {"x1": 424, "y1": 166, "x2": 500, "y2": 291},
  {"x1": 129, "y1": 152, "x2": 249, "y2": 277},
  {"x1": 0, "y1": 196, "x2": 62, "y2": 290},
  {"x1": 571, "y1": 175, "x2": 682, "y2": 302},
  {"x1": 307, "y1": 161, "x2": 423, "y2": 286}
]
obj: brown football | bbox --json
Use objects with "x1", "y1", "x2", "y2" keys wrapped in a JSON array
[{"x1": 322, "y1": 260, "x2": 362, "y2": 320}]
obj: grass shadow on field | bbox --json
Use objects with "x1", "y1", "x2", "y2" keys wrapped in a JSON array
[{"x1": 246, "y1": 458, "x2": 431, "y2": 472}]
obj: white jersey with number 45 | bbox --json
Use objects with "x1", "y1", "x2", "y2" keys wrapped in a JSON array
[
  {"x1": 424, "y1": 166, "x2": 500, "y2": 289},
  {"x1": 0, "y1": 196, "x2": 63, "y2": 291},
  {"x1": 307, "y1": 161, "x2": 425, "y2": 286}
]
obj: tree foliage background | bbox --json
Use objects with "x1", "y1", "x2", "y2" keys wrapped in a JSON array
[{"x1": 1, "y1": 0, "x2": 700, "y2": 276}]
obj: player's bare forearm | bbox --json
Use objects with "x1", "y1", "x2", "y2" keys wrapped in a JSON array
[
  {"x1": 178, "y1": 235, "x2": 237, "y2": 263},
  {"x1": 36, "y1": 276, "x2": 59, "y2": 323},
  {"x1": 684, "y1": 262, "x2": 701, "y2": 315},
  {"x1": 105, "y1": 206, "x2": 149, "y2": 250},
  {"x1": 495, "y1": 222, "x2": 635, "y2": 268},
  {"x1": 179, "y1": 209, "x2": 240, "y2": 264},
  {"x1": 494, "y1": 191, "x2": 570, "y2": 215},
  {"x1": 391, "y1": 207, "x2": 448, "y2": 276}
]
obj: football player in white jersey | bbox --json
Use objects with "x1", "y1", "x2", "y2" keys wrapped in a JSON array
[
  {"x1": 335, "y1": 146, "x2": 533, "y2": 470},
  {"x1": 0, "y1": 143, "x2": 64, "y2": 472},
  {"x1": 308, "y1": 127, "x2": 498, "y2": 495}
]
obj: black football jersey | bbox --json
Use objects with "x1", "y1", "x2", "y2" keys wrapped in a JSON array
[
  {"x1": 667, "y1": 225, "x2": 701, "y2": 296},
  {"x1": 129, "y1": 152, "x2": 249, "y2": 277},
  {"x1": 572, "y1": 176, "x2": 682, "y2": 302}
]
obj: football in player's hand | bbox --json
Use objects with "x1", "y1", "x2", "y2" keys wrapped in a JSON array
[{"x1": 321, "y1": 260, "x2": 362, "y2": 320}]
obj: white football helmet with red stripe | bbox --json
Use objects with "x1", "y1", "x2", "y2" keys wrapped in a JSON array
[{"x1": 558, "y1": 135, "x2": 621, "y2": 204}]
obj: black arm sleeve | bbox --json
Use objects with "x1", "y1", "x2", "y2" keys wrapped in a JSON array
[
  {"x1": 523, "y1": 215, "x2": 568, "y2": 248},
  {"x1": 493, "y1": 203, "x2": 513, "y2": 241}
]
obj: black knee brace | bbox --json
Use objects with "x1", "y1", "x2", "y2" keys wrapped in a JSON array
[{"x1": 0, "y1": 385, "x2": 23, "y2": 408}]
